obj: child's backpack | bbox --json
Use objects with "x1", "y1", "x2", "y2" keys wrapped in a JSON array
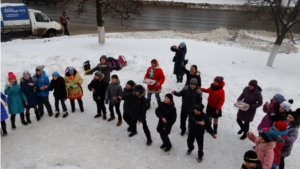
[
  {"x1": 107, "y1": 56, "x2": 127, "y2": 72},
  {"x1": 83, "y1": 60, "x2": 91, "y2": 73}
]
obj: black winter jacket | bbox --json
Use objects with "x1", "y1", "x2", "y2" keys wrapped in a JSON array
[
  {"x1": 155, "y1": 102, "x2": 177, "y2": 135},
  {"x1": 120, "y1": 87, "x2": 134, "y2": 114},
  {"x1": 48, "y1": 76, "x2": 67, "y2": 99},
  {"x1": 129, "y1": 87, "x2": 147, "y2": 121},
  {"x1": 87, "y1": 75, "x2": 106, "y2": 101},
  {"x1": 188, "y1": 111, "x2": 214, "y2": 137},
  {"x1": 181, "y1": 65, "x2": 201, "y2": 87},
  {"x1": 174, "y1": 85, "x2": 202, "y2": 113}
]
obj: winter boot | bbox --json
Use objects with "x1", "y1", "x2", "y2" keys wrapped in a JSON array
[
  {"x1": 10, "y1": 115, "x2": 16, "y2": 130},
  {"x1": 63, "y1": 111, "x2": 68, "y2": 118},
  {"x1": 160, "y1": 144, "x2": 166, "y2": 149},
  {"x1": 186, "y1": 149, "x2": 192, "y2": 155},
  {"x1": 146, "y1": 137, "x2": 152, "y2": 146},
  {"x1": 240, "y1": 133, "x2": 247, "y2": 140},
  {"x1": 179, "y1": 76, "x2": 183, "y2": 83},
  {"x1": 164, "y1": 145, "x2": 172, "y2": 152},
  {"x1": 147, "y1": 100, "x2": 151, "y2": 110},
  {"x1": 116, "y1": 120, "x2": 122, "y2": 126},
  {"x1": 20, "y1": 113, "x2": 28, "y2": 125},
  {"x1": 103, "y1": 114, "x2": 107, "y2": 120},
  {"x1": 26, "y1": 114, "x2": 31, "y2": 124},
  {"x1": 176, "y1": 75, "x2": 179, "y2": 83},
  {"x1": 94, "y1": 113, "x2": 102, "y2": 118},
  {"x1": 55, "y1": 111, "x2": 60, "y2": 118},
  {"x1": 107, "y1": 116, "x2": 115, "y2": 122},
  {"x1": 128, "y1": 131, "x2": 137, "y2": 137},
  {"x1": 197, "y1": 157, "x2": 203, "y2": 163},
  {"x1": 35, "y1": 111, "x2": 41, "y2": 121},
  {"x1": 1, "y1": 122, "x2": 7, "y2": 136},
  {"x1": 213, "y1": 124, "x2": 218, "y2": 134},
  {"x1": 180, "y1": 129, "x2": 186, "y2": 136},
  {"x1": 237, "y1": 129, "x2": 243, "y2": 134}
]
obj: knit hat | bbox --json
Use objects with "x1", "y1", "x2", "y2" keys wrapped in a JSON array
[
  {"x1": 248, "y1": 80, "x2": 258, "y2": 88},
  {"x1": 274, "y1": 121, "x2": 288, "y2": 131},
  {"x1": 8, "y1": 72, "x2": 16, "y2": 80},
  {"x1": 127, "y1": 80, "x2": 135, "y2": 87},
  {"x1": 95, "y1": 71, "x2": 103, "y2": 78},
  {"x1": 189, "y1": 78, "x2": 198, "y2": 85},
  {"x1": 23, "y1": 70, "x2": 31, "y2": 77},
  {"x1": 273, "y1": 94, "x2": 285, "y2": 103},
  {"x1": 100, "y1": 55, "x2": 107, "y2": 61},
  {"x1": 194, "y1": 104, "x2": 204, "y2": 112},
  {"x1": 165, "y1": 93, "x2": 173, "y2": 103},
  {"x1": 260, "y1": 131, "x2": 277, "y2": 142},
  {"x1": 180, "y1": 42, "x2": 186, "y2": 47},
  {"x1": 214, "y1": 76, "x2": 224, "y2": 83},
  {"x1": 280, "y1": 101, "x2": 292, "y2": 112},
  {"x1": 36, "y1": 65, "x2": 45, "y2": 72},
  {"x1": 66, "y1": 66, "x2": 75, "y2": 73},
  {"x1": 52, "y1": 71, "x2": 60, "y2": 77},
  {"x1": 134, "y1": 85, "x2": 144, "y2": 93},
  {"x1": 244, "y1": 150, "x2": 258, "y2": 163},
  {"x1": 288, "y1": 111, "x2": 300, "y2": 121}
]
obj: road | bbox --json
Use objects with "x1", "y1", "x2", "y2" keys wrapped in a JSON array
[{"x1": 2, "y1": 1, "x2": 299, "y2": 34}]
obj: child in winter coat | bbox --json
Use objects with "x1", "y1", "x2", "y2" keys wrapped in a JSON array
[
  {"x1": 257, "y1": 94, "x2": 285, "y2": 130},
  {"x1": 88, "y1": 71, "x2": 107, "y2": 119},
  {"x1": 200, "y1": 76, "x2": 225, "y2": 134},
  {"x1": 279, "y1": 111, "x2": 300, "y2": 169},
  {"x1": 247, "y1": 131, "x2": 277, "y2": 169},
  {"x1": 261, "y1": 121, "x2": 288, "y2": 169},
  {"x1": 20, "y1": 70, "x2": 39, "y2": 122},
  {"x1": 171, "y1": 42, "x2": 187, "y2": 83},
  {"x1": 4, "y1": 72, "x2": 28, "y2": 129},
  {"x1": 181, "y1": 60, "x2": 201, "y2": 87},
  {"x1": 270, "y1": 100, "x2": 293, "y2": 123},
  {"x1": 48, "y1": 71, "x2": 68, "y2": 118},
  {"x1": 172, "y1": 78, "x2": 203, "y2": 136},
  {"x1": 126, "y1": 85, "x2": 152, "y2": 146},
  {"x1": 119, "y1": 80, "x2": 136, "y2": 131},
  {"x1": 155, "y1": 93, "x2": 177, "y2": 152},
  {"x1": 1, "y1": 92, "x2": 9, "y2": 136},
  {"x1": 241, "y1": 150, "x2": 262, "y2": 169},
  {"x1": 186, "y1": 104, "x2": 216, "y2": 163},
  {"x1": 64, "y1": 66, "x2": 84, "y2": 113},
  {"x1": 32, "y1": 65, "x2": 53, "y2": 117},
  {"x1": 105, "y1": 74, "x2": 122, "y2": 126}
]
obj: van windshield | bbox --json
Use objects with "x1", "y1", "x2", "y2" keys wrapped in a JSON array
[{"x1": 34, "y1": 13, "x2": 49, "y2": 22}]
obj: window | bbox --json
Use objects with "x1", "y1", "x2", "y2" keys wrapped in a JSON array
[{"x1": 34, "y1": 13, "x2": 48, "y2": 22}]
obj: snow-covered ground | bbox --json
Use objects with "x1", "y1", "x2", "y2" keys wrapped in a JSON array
[{"x1": 1, "y1": 31, "x2": 300, "y2": 169}]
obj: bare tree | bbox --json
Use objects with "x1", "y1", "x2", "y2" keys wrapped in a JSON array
[
  {"x1": 63, "y1": 0, "x2": 142, "y2": 44},
  {"x1": 246, "y1": 0, "x2": 300, "y2": 67}
]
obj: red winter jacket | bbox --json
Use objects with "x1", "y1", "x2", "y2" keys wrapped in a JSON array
[
  {"x1": 144, "y1": 60, "x2": 165, "y2": 93},
  {"x1": 200, "y1": 81, "x2": 225, "y2": 111}
]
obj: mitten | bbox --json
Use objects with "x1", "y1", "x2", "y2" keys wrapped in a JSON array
[
  {"x1": 183, "y1": 59, "x2": 188, "y2": 66},
  {"x1": 70, "y1": 83, "x2": 75, "y2": 88},
  {"x1": 105, "y1": 98, "x2": 109, "y2": 104},
  {"x1": 277, "y1": 135, "x2": 284, "y2": 143}
]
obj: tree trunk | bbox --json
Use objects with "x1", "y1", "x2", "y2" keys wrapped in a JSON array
[
  {"x1": 266, "y1": 25, "x2": 288, "y2": 67},
  {"x1": 96, "y1": 0, "x2": 105, "y2": 44},
  {"x1": 98, "y1": 26, "x2": 105, "y2": 44}
]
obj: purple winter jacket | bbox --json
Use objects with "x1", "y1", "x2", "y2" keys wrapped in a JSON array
[
  {"x1": 281, "y1": 120, "x2": 300, "y2": 157},
  {"x1": 237, "y1": 86, "x2": 263, "y2": 122},
  {"x1": 257, "y1": 100, "x2": 276, "y2": 130}
]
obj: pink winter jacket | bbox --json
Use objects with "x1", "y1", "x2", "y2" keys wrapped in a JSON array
[{"x1": 247, "y1": 132, "x2": 276, "y2": 169}]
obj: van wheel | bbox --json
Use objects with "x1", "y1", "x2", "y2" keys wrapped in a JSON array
[
  {"x1": 23, "y1": 0, "x2": 29, "y2": 4},
  {"x1": 47, "y1": 31, "x2": 56, "y2": 38}
]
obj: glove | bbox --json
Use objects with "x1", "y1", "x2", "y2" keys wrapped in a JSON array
[
  {"x1": 70, "y1": 83, "x2": 75, "y2": 88},
  {"x1": 105, "y1": 98, "x2": 109, "y2": 104},
  {"x1": 183, "y1": 59, "x2": 188, "y2": 66}
]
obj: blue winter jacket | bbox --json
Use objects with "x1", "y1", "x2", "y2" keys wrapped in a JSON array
[
  {"x1": 4, "y1": 83, "x2": 27, "y2": 115},
  {"x1": 32, "y1": 71, "x2": 50, "y2": 97},
  {"x1": 1, "y1": 92, "x2": 9, "y2": 122},
  {"x1": 20, "y1": 77, "x2": 39, "y2": 108}
]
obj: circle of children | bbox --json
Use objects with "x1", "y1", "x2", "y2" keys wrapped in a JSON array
[{"x1": 1, "y1": 42, "x2": 299, "y2": 169}]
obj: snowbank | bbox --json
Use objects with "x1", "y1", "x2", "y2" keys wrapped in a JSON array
[{"x1": 1, "y1": 31, "x2": 300, "y2": 169}]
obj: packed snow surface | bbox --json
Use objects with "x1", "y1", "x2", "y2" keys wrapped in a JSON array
[{"x1": 1, "y1": 31, "x2": 300, "y2": 169}]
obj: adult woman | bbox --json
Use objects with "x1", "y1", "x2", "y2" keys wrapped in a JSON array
[
  {"x1": 171, "y1": 42, "x2": 187, "y2": 83},
  {"x1": 64, "y1": 66, "x2": 84, "y2": 113},
  {"x1": 181, "y1": 60, "x2": 201, "y2": 87},
  {"x1": 236, "y1": 80, "x2": 263, "y2": 140}
]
